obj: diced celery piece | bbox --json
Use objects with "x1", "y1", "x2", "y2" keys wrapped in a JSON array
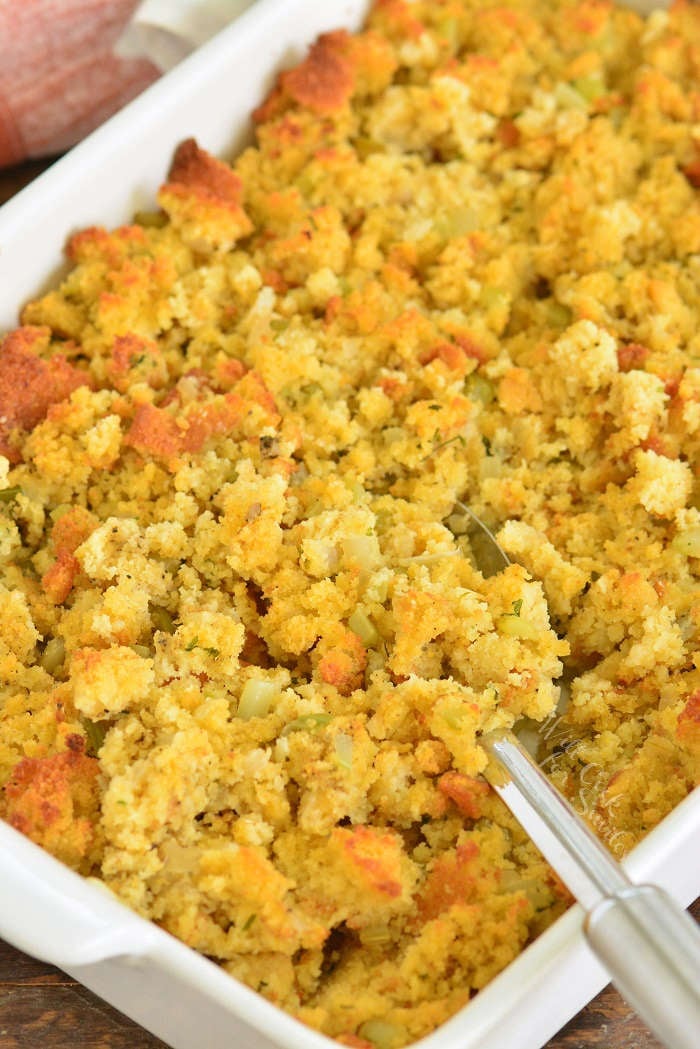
[
  {"x1": 360, "y1": 925, "x2": 392, "y2": 945},
  {"x1": 435, "y1": 16, "x2": 460, "y2": 49},
  {"x1": 295, "y1": 172, "x2": 316, "y2": 195},
  {"x1": 282, "y1": 713, "x2": 333, "y2": 735},
  {"x1": 479, "y1": 286, "x2": 508, "y2": 311},
  {"x1": 83, "y1": 719, "x2": 108, "y2": 757},
  {"x1": 572, "y1": 76, "x2": 606, "y2": 103},
  {"x1": 40, "y1": 637, "x2": 65, "y2": 674},
  {"x1": 151, "y1": 606, "x2": 176, "y2": 634},
  {"x1": 348, "y1": 609, "x2": 379, "y2": 646},
  {"x1": 466, "y1": 373, "x2": 496, "y2": 406},
  {"x1": 358, "y1": 1019, "x2": 407, "y2": 1049},
  {"x1": 546, "y1": 301, "x2": 572, "y2": 328},
  {"x1": 334, "y1": 732, "x2": 353, "y2": 770},
  {"x1": 672, "y1": 527, "x2": 700, "y2": 558},
  {"x1": 555, "y1": 82, "x2": 588, "y2": 110},
  {"x1": 134, "y1": 210, "x2": 167, "y2": 229},
  {"x1": 49, "y1": 504, "x2": 72, "y2": 522},
  {"x1": 130, "y1": 644, "x2": 152, "y2": 658},
  {"x1": 496, "y1": 615, "x2": 543, "y2": 640}
]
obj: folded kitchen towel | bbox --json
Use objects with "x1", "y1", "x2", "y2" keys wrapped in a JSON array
[
  {"x1": 116, "y1": 0, "x2": 256, "y2": 72},
  {"x1": 0, "y1": 0, "x2": 159, "y2": 167}
]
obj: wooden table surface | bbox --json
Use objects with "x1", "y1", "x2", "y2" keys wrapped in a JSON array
[{"x1": 0, "y1": 159, "x2": 697, "y2": 1049}]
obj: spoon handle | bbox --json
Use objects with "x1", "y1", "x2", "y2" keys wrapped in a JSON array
[
  {"x1": 586, "y1": 883, "x2": 700, "y2": 1049},
  {"x1": 484, "y1": 729, "x2": 700, "y2": 1049}
]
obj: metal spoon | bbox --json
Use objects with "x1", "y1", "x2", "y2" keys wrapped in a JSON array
[{"x1": 451, "y1": 502, "x2": 700, "y2": 1049}]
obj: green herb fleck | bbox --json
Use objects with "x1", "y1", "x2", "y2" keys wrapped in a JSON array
[
  {"x1": 185, "y1": 636, "x2": 200, "y2": 652},
  {"x1": 0, "y1": 486, "x2": 21, "y2": 503},
  {"x1": 242, "y1": 913, "x2": 257, "y2": 931},
  {"x1": 511, "y1": 599, "x2": 523, "y2": 617}
]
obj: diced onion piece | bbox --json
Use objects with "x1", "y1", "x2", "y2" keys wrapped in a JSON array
[
  {"x1": 367, "y1": 572, "x2": 390, "y2": 604},
  {"x1": 334, "y1": 732, "x2": 353, "y2": 770},
  {"x1": 237, "y1": 679, "x2": 278, "y2": 720},
  {"x1": 161, "y1": 840, "x2": 200, "y2": 873},
  {"x1": 40, "y1": 637, "x2": 65, "y2": 674},
  {"x1": 435, "y1": 205, "x2": 478, "y2": 239},
  {"x1": 496, "y1": 615, "x2": 544, "y2": 640},
  {"x1": 360, "y1": 925, "x2": 392, "y2": 945},
  {"x1": 282, "y1": 713, "x2": 333, "y2": 735},
  {"x1": 342, "y1": 533, "x2": 381, "y2": 572},
  {"x1": 672, "y1": 527, "x2": 700, "y2": 558},
  {"x1": 358, "y1": 1019, "x2": 407, "y2": 1049},
  {"x1": 348, "y1": 609, "x2": 379, "y2": 646},
  {"x1": 399, "y1": 551, "x2": 459, "y2": 565},
  {"x1": 499, "y1": 870, "x2": 543, "y2": 897}
]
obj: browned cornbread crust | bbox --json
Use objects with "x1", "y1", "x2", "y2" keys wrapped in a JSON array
[{"x1": 1, "y1": 1, "x2": 699, "y2": 1046}]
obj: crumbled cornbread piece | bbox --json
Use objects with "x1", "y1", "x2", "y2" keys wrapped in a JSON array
[{"x1": 2, "y1": 1, "x2": 699, "y2": 1045}]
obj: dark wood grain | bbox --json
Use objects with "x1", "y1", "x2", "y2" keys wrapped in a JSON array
[
  {"x1": 0, "y1": 946, "x2": 168, "y2": 1049},
  {"x1": 1, "y1": 163, "x2": 698, "y2": 1049},
  {"x1": 0, "y1": 159, "x2": 59, "y2": 203}
]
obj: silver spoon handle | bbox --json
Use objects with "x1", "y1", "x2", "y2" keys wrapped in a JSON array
[
  {"x1": 586, "y1": 884, "x2": 700, "y2": 1049},
  {"x1": 484, "y1": 729, "x2": 700, "y2": 1049}
]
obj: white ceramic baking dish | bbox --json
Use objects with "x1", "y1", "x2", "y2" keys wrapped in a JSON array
[{"x1": 0, "y1": 1, "x2": 698, "y2": 1047}]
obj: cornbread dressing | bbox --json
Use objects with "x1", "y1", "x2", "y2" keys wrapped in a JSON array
[{"x1": 1, "y1": 1, "x2": 699, "y2": 1045}]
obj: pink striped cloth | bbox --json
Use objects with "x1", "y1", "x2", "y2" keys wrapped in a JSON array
[{"x1": 0, "y1": 0, "x2": 159, "y2": 167}]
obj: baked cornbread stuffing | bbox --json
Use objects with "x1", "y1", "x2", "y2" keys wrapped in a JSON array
[{"x1": 2, "y1": 0, "x2": 700, "y2": 1045}]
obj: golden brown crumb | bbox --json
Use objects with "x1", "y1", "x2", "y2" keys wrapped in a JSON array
[
  {"x1": 0, "y1": 327, "x2": 89, "y2": 461},
  {"x1": 1, "y1": 735, "x2": 100, "y2": 872}
]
